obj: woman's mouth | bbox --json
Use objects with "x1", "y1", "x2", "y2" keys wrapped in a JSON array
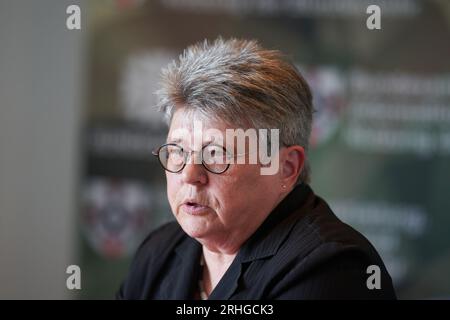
[{"x1": 181, "y1": 202, "x2": 210, "y2": 215}]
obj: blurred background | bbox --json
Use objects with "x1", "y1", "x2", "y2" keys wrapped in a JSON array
[{"x1": 1, "y1": 0, "x2": 450, "y2": 299}]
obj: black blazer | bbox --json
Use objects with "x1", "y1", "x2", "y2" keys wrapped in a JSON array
[{"x1": 117, "y1": 183, "x2": 396, "y2": 299}]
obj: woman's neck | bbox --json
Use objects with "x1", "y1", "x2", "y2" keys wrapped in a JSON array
[{"x1": 201, "y1": 246, "x2": 237, "y2": 296}]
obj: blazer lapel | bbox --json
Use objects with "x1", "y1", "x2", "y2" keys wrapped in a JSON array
[
  {"x1": 210, "y1": 184, "x2": 312, "y2": 299},
  {"x1": 160, "y1": 236, "x2": 202, "y2": 299},
  {"x1": 207, "y1": 257, "x2": 242, "y2": 300}
]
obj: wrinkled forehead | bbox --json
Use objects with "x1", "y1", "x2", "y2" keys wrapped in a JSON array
[{"x1": 167, "y1": 108, "x2": 237, "y2": 147}]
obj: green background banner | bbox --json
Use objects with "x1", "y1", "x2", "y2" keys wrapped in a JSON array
[{"x1": 80, "y1": 0, "x2": 450, "y2": 299}]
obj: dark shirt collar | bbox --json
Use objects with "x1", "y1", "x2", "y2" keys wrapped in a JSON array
[{"x1": 237, "y1": 182, "x2": 312, "y2": 263}]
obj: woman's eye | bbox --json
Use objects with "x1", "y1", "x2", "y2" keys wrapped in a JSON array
[
  {"x1": 204, "y1": 146, "x2": 226, "y2": 164},
  {"x1": 170, "y1": 150, "x2": 183, "y2": 158}
]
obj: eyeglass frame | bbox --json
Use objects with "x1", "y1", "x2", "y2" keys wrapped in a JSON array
[{"x1": 152, "y1": 143, "x2": 232, "y2": 174}]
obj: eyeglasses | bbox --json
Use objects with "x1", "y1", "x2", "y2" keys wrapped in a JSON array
[{"x1": 152, "y1": 143, "x2": 231, "y2": 174}]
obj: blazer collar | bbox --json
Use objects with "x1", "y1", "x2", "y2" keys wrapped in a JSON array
[
  {"x1": 237, "y1": 182, "x2": 313, "y2": 263},
  {"x1": 211, "y1": 183, "x2": 313, "y2": 299},
  {"x1": 166, "y1": 237, "x2": 202, "y2": 299}
]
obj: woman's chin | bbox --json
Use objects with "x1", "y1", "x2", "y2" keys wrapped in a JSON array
[{"x1": 177, "y1": 215, "x2": 211, "y2": 239}]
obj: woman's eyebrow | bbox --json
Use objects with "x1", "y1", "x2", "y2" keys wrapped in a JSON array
[
  {"x1": 166, "y1": 137, "x2": 182, "y2": 144},
  {"x1": 165, "y1": 137, "x2": 217, "y2": 147}
]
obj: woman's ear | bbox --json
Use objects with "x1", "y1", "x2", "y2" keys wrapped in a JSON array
[{"x1": 280, "y1": 146, "x2": 305, "y2": 189}]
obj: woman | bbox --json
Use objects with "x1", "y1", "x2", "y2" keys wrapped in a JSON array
[{"x1": 117, "y1": 38, "x2": 396, "y2": 299}]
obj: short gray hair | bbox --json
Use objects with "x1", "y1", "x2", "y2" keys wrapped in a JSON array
[{"x1": 155, "y1": 38, "x2": 313, "y2": 183}]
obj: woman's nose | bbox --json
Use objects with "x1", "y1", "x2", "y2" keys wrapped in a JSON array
[{"x1": 181, "y1": 153, "x2": 208, "y2": 185}]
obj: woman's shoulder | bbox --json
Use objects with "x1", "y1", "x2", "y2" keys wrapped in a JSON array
[
  {"x1": 288, "y1": 195, "x2": 384, "y2": 266},
  {"x1": 267, "y1": 196, "x2": 397, "y2": 299},
  {"x1": 296, "y1": 195, "x2": 382, "y2": 261},
  {"x1": 116, "y1": 221, "x2": 187, "y2": 299}
]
